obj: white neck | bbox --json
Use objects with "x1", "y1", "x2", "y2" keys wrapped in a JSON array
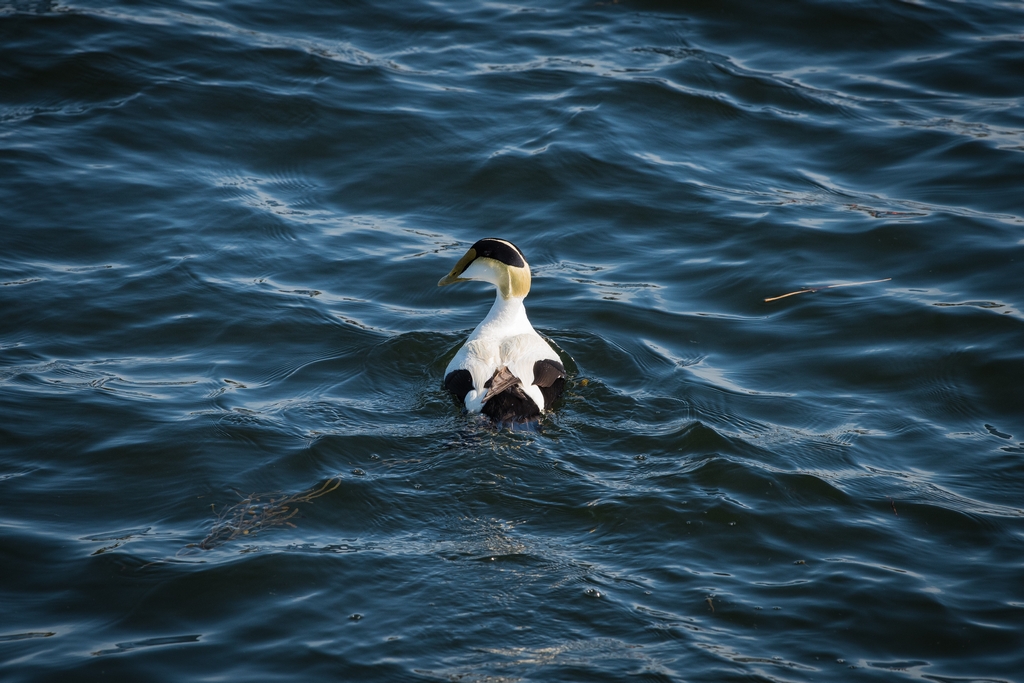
[{"x1": 471, "y1": 291, "x2": 532, "y2": 339}]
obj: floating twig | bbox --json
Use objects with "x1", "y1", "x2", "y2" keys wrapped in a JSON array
[
  {"x1": 187, "y1": 477, "x2": 342, "y2": 551},
  {"x1": 888, "y1": 496, "x2": 898, "y2": 517},
  {"x1": 764, "y1": 278, "x2": 891, "y2": 303}
]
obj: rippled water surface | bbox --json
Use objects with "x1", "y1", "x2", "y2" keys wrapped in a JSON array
[{"x1": 3, "y1": 0, "x2": 1023, "y2": 681}]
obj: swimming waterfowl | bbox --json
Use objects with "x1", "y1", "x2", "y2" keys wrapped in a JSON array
[{"x1": 439, "y1": 238, "x2": 565, "y2": 423}]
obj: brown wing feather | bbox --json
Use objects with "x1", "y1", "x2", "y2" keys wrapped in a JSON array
[{"x1": 483, "y1": 366, "x2": 521, "y2": 402}]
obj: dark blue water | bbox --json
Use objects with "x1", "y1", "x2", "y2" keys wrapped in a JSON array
[{"x1": 2, "y1": 0, "x2": 1023, "y2": 681}]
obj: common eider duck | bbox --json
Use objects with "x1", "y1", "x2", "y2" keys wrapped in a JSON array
[{"x1": 438, "y1": 238, "x2": 566, "y2": 423}]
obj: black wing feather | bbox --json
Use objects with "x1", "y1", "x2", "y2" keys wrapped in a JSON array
[
  {"x1": 444, "y1": 369, "x2": 474, "y2": 405},
  {"x1": 482, "y1": 385, "x2": 540, "y2": 423},
  {"x1": 532, "y1": 359, "x2": 566, "y2": 410}
]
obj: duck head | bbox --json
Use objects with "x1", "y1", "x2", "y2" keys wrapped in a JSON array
[{"x1": 438, "y1": 238, "x2": 532, "y2": 300}]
